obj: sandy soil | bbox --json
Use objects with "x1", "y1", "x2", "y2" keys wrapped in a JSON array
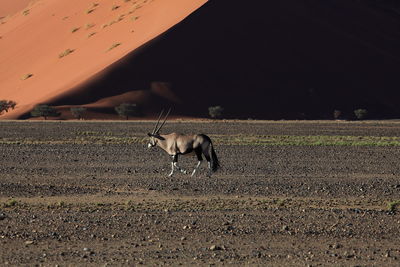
[{"x1": 0, "y1": 121, "x2": 400, "y2": 266}]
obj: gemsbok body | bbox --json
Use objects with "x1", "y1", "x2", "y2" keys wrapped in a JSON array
[{"x1": 147, "y1": 110, "x2": 220, "y2": 177}]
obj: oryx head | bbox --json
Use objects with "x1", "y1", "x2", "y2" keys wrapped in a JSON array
[{"x1": 147, "y1": 109, "x2": 170, "y2": 148}]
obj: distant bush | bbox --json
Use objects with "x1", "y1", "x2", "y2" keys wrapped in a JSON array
[
  {"x1": 106, "y1": 43, "x2": 121, "y2": 52},
  {"x1": 70, "y1": 107, "x2": 87, "y2": 120},
  {"x1": 31, "y1": 104, "x2": 60, "y2": 120},
  {"x1": 333, "y1": 110, "x2": 342, "y2": 120},
  {"x1": 71, "y1": 27, "x2": 80, "y2": 33},
  {"x1": 0, "y1": 100, "x2": 16, "y2": 115},
  {"x1": 115, "y1": 103, "x2": 138, "y2": 120},
  {"x1": 59, "y1": 49, "x2": 74, "y2": 58},
  {"x1": 354, "y1": 109, "x2": 368, "y2": 120},
  {"x1": 208, "y1": 106, "x2": 224, "y2": 119},
  {"x1": 21, "y1": 73, "x2": 33, "y2": 80}
]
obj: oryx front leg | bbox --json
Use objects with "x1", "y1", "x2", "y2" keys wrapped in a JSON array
[
  {"x1": 169, "y1": 155, "x2": 187, "y2": 177},
  {"x1": 168, "y1": 161, "x2": 175, "y2": 177},
  {"x1": 191, "y1": 161, "x2": 202, "y2": 177}
]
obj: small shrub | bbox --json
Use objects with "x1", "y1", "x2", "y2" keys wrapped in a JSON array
[
  {"x1": 208, "y1": 106, "x2": 224, "y2": 119},
  {"x1": 111, "y1": 5, "x2": 120, "y2": 10},
  {"x1": 71, "y1": 27, "x2": 80, "y2": 33},
  {"x1": 22, "y1": 9, "x2": 30, "y2": 16},
  {"x1": 31, "y1": 104, "x2": 60, "y2": 120},
  {"x1": 70, "y1": 107, "x2": 87, "y2": 120},
  {"x1": 354, "y1": 109, "x2": 368, "y2": 120},
  {"x1": 106, "y1": 43, "x2": 121, "y2": 52},
  {"x1": 87, "y1": 32, "x2": 97, "y2": 38},
  {"x1": 85, "y1": 23, "x2": 95, "y2": 29},
  {"x1": 21, "y1": 73, "x2": 33, "y2": 80},
  {"x1": 333, "y1": 110, "x2": 342, "y2": 120},
  {"x1": 388, "y1": 201, "x2": 400, "y2": 212},
  {"x1": 0, "y1": 100, "x2": 16, "y2": 114},
  {"x1": 4, "y1": 199, "x2": 18, "y2": 207},
  {"x1": 59, "y1": 49, "x2": 74, "y2": 58},
  {"x1": 115, "y1": 103, "x2": 138, "y2": 120}
]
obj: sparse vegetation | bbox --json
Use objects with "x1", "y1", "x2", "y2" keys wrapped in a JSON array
[
  {"x1": 4, "y1": 199, "x2": 18, "y2": 208},
  {"x1": 106, "y1": 43, "x2": 121, "y2": 52},
  {"x1": 387, "y1": 200, "x2": 400, "y2": 212},
  {"x1": 354, "y1": 109, "x2": 368, "y2": 120},
  {"x1": 21, "y1": 73, "x2": 33, "y2": 80},
  {"x1": 71, "y1": 27, "x2": 80, "y2": 33},
  {"x1": 131, "y1": 16, "x2": 140, "y2": 21},
  {"x1": 31, "y1": 104, "x2": 60, "y2": 120},
  {"x1": 88, "y1": 32, "x2": 97, "y2": 38},
  {"x1": 86, "y1": 3, "x2": 99, "y2": 14},
  {"x1": 22, "y1": 9, "x2": 30, "y2": 16},
  {"x1": 333, "y1": 110, "x2": 342, "y2": 120},
  {"x1": 85, "y1": 23, "x2": 95, "y2": 30},
  {"x1": 111, "y1": 5, "x2": 120, "y2": 11},
  {"x1": 208, "y1": 106, "x2": 224, "y2": 119},
  {"x1": 70, "y1": 107, "x2": 87, "y2": 120},
  {"x1": 0, "y1": 100, "x2": 16, "y2": 114},
  {"x1": 115, "y1": 103, "x2": 139, "y2": 120},
  {"x1": 59, "y1": 49, "x2": 74, "y2": 58}
]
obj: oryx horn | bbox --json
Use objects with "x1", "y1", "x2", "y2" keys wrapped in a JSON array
[
  {"x1": 152, "y1": 109, "x2": 164, "y2": 134},
  {"x1": 155, "y1": 108, "x2": 171, "y2": 133}
]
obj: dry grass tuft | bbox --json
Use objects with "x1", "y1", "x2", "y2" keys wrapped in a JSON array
[{"x1": 59, "y1": 49, "x2": 75, "y2": 58}]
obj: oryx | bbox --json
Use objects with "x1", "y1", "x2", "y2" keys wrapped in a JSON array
[{"x1": 147, "y1": 110, "x2": 220, "y2": 177}]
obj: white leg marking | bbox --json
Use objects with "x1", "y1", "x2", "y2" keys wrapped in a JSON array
[
  {"x1": 207, "y1": 161, "x2": 212, "y2": 177},
  {"x1": 191, "y1": 161, "x2": 202, "y2": 177},
  {"x1": 168, "y1": 162, "x2": 174, "y2": 177},
  {"x1": 174, "y1": 162, "x2": 187, "y2": 174}
]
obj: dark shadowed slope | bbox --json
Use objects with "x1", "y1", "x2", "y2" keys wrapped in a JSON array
[
  {"x1": 6, "y1": 0, "x2": 400, "y2": 119},
  {"x1": 51, "y1": 0, "x2": 400, "y2": 119}
]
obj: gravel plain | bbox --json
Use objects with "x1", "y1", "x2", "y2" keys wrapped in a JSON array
[{"x1": 1, "y1": 120, "x2": 400, "y2": 266}]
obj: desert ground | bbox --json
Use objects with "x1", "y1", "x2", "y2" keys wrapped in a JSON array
[{"x1": 1, "y1": 120, "x2": 400, "y2": 266}]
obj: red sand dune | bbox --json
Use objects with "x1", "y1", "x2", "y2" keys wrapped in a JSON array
[
  {"x1": 0, "y1": 0, "x2": 32, "y2": 18},
  {"x1": 0, "y1": 0, "x2": 207, "y2": 119}
]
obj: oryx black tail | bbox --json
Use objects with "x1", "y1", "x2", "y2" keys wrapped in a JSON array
[{"x1": 210, "y1": 142, "x2": 220, "y2": 173}]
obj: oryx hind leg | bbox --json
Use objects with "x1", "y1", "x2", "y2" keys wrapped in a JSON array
[
  {"x1": 171, "y1": 154, "x2": 187, "y2": 175},
  {"x1": 191, "y1": 148, "x2": 203, "y2": 177},
  {"x1": 203, "y1": 147, "x2": 212, "y2": 177}
]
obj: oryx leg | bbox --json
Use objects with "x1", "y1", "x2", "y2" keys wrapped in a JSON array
[
  {"x1": 203, "y1": 150, "x2": 212, "y2": 178},
  {"x1": 191, "y1": 148, "x2": 203, "y2": 177},
  {"x1": 169, "y1": 154, "x2": 187, "y2": 176}
]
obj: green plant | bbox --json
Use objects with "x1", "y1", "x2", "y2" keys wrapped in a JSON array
[
  {"x1": 0, "y1": 100, "x2": 16, "y2": 114},
  {"x1": 59, "y1": 49, "x2": 74, "y2": 58},
  {"x1": 208, "y1": 106, "x2": 224, "y2": 119},
  {"x1": 115, "y1": 103, "x2": 138, "y2": 120},
  {"x1": 70, "y1": 107, "x2": 87, "y2": 120},
  {"x1": 4, "y1": 199, "x2": 18, "y2": 207},
  {"x1": 387, "y1": 201, "x2": 400, "y2": 212},
  {"x1": 354, "y1": 109, "x2": 368, "y2": 120},
  {"x1": 31, "y1": 104, "x2": 60, "y2": 120}
]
